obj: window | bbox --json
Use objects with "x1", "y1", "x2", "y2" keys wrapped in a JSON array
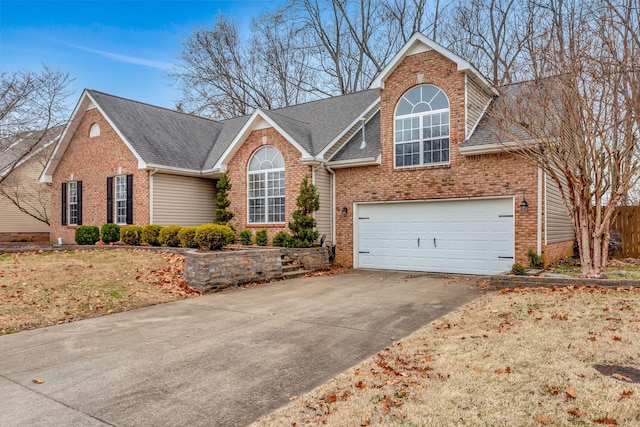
[
  {"x1": 394, "y1": 84, "x2": 450, "y2": 167},
  {"x1": 247, "y1": 145, "x2": 285, "y2": 223},
  {"x1": 68, "y1": 181, "x2": 78, "y2": 225},
  {"x1": 89, "y1": 123, "x2": 100, "y2": 138},
  {"x1": 61, "y1": 181, "x2": 82, "y2": 226},
  {"x1": 115, "y1": 175, "x2": 127, "y2": 224},
  {"x1": 107, "y1": 174, "x2": 132, "y2": 225}
]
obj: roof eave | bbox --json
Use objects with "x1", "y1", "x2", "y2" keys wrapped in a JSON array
[{"x1": 327, "y1": 154, "x2": 381, "y2": 169}]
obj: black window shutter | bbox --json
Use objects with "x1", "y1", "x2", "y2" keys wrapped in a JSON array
[
  {"x1": 61, "y1": 182, "x2": 67, "y2": 226},
  {"x1": 106, "y1": 177, "x2": 113, "y2": 223},
  {"x1": 126, "y1": 174, "x2": 133, "y2": 224},
  {"x1": 77, "y1": 181, "x2": 83, "y2": 225}
]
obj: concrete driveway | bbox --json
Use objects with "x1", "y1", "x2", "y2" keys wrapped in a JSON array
[{"x1": 0, "y1": 270, "x2": 482, "y2": 427}]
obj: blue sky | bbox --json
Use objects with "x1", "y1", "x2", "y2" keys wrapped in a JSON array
[{"x1": 1, "y1": 1, "x2": 282, "y2": 110}]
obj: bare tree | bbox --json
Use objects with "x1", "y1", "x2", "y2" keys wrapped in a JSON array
[
  {"x1": 0, "y1": 66, "x2": 72, "y2": 224},
  {"x1": 489, "y1": 0, "x2": 640, "y2": 277}
]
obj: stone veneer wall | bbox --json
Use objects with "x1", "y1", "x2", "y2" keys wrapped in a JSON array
[{"x1": 184, "y1": 247, "x2": 330, "y2": 292}]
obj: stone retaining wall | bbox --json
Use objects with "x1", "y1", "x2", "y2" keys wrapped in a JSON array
[
  {"x1": 491, "y1": 275, "x2": 640, "y2": 289},
  {"x1": 184, "y1": 247, "x2": 331, "y2": 292}
]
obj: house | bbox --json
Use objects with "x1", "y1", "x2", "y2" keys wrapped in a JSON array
[
  {"x1": 41, "y1": 33, "x2": 574, "y2": 274},
  {"x1": 0, "y1": 126, "x2": 63, "y2": 242}
]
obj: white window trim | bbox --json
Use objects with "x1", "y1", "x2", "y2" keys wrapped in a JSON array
[
  {"x1": 68, "y1": 181, "x2": 78, "y2": 226},
  {"x1": 393, "y1": 85, "x2": 451, "y2": 169},
  {"x1": 115, "y1": 175, "x2": 127, "y2": 225},
  {"x1": 247, "y1": 146, "x2": 285, "y2": 224}
]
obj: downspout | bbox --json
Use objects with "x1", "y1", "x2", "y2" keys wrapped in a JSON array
[
  {"x1": 537, "y1": 167, "x2": 543, "y2": 254},
  {"x1": 149, "y1": 168, "x2": 158, "y2": 224},
  {"x1": 324, "y1": 162, "x2": 337, "y2": 259}
]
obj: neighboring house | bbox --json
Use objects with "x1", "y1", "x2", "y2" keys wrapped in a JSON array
[
  {"x1": 41, "y1": 33, "x2": 574, "y2": 274},
  {"x1": 0, "y1": 126, "x2": 63, "y2": 242}
]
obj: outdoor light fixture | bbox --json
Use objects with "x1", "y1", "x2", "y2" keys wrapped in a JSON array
[
  {"x1": 519, "y1": 198, "x2": 529, "y2": 212},
  {"x1": 342, "y1": 206, "x2": 348, "y2": 217}
]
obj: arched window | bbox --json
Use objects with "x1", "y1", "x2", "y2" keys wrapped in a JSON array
[
  {"x1": 394, "y1": 84, "x2": 450, "y2": 167},
  {"x1": 247, "y1": 145, "x2": 285, "y2": 223},
  {"x1": 89, "y1": 123, "x2": 101, "y2": 138}
]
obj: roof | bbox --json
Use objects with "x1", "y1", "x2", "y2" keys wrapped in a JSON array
[
  {"x1": 87, "y1": 90, "x2": 223, "y2": 170},
  {"x1": 461, "y1": 80, "x2": 555, "y2": 152},
  {"x1": 330, "y1": 111, "x2": 381, "y2": 162},
  {"x1": 1, "y1": 126, "x2": 64, "y2": 177}
]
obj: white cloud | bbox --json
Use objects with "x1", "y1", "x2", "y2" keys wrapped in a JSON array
[{"x1": 67, "y1": 43, "x2": 174, "y2": 71}]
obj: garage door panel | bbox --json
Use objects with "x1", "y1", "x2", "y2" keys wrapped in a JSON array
[{"x1": 357, "y1": 199, "x2": 514, "y2": 275}]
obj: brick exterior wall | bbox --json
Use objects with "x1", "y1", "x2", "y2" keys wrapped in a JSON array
[
  {"x1": 542, "y1": 240, "x2": 574, "y2": 266},
  {"x1": 226, "y1": 127, "x2": 312, "y2": 243},
  {"x1": 334, "y1": 50, "x2": 539, "y2": 267},
  {"x1": 50, "y1": 108, "x2": 150, "y2": 244}
]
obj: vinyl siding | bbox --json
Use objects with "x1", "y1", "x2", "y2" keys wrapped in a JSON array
[
  {"x1": 152, "y1": 173, "x2": 217, "y2": 226},
  {"x1": 466, "y1": 77, "x2": 492, "y2": 139},
  {"x1": 313, "y1": 165, "x2": 332, "y2": 243},
  {"x1": 0, "y1": 159, "x2": 50, "y2": 233},
  {"x1": 545, "y1": 173, "x2": 574, "y2": 243}
]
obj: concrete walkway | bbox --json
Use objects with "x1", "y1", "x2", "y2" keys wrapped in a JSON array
[{"x1": 0, "y1": 270, "x2": 482, "y2": 427}]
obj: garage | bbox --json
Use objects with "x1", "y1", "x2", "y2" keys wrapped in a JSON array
[{"x1": 356, "y1": 198, "x2": 514, "y2": 275}]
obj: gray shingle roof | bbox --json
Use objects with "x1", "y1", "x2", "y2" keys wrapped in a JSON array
[
  {"x1": 0, "y1": 125, "x2": 64, "y2": 176},
  {"x1": 88, "y1": 90, "x2": 222, "y2": 170},
  {"x1": 462, "y1": 81, "x2": 539, "y2": 148},
  {"x1": 88, "y1": 89, "x2": 380, "y2": 171},
  {"x1": 330, "y1": 111, "x2": 381, "y2": 162}
]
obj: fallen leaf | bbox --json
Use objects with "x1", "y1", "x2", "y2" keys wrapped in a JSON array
[
  {"x1": 360, "y1": 418, "x2": 371, "y2": 426},
  {"x1": 612, "y1": 336, "x2": 622, "y2": 341},
  {"x1": 327, "y1": 394, "x2": 337, "y2": 403},
  {"x1": 505, "y1": 366, "x2": 511, "y2": 374},
  {"x1": 612, "y1": 373, "x2": 633, "y2": 382},
  {"x1": 619, "y1": 390, "x2": 634, "y2": 401},
  {"x1": 378, "y1": 396, "x2": 392, "y2": 413},
  {"x1": 548, "y1": 387, "x2": 560, "y2": 395},
  {"x1": 565, "y1": 385, "x2": 578, "y2": 399},
  {"x1": 594, "y1": 417, "x2": 618, "y2": 425},
  {"x1": 289, "y1": 395, "x2": 298, "y2": 401},
  {"x1": 568, "y1": 407, "x2": 584, "y2": 417},
  {"x1": 536, "y1": 414, "x2": 553, "y2": 424},
  {"x1": 473, "y1": 365, "x2": 483, "y2": 372},
  {"x1": 32, "y1": 378, "x2": 44, "y2": 384},
  {"x1": 355, "y1": 381, "x2": 366, "y2": 389}
]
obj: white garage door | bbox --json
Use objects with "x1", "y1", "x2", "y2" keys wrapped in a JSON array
[{"x1": 357, "y1": 198, "x2": 514, "y2": 275}]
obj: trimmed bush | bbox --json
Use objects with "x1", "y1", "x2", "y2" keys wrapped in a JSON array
[
  {"x1": 272, "y1": 231, "x2": 292, "y2": 247},
  {"x1": 159, "y1": 225, "x2": 181, "y2": 247},
  {"x1": 255, "y1": 229, "x2": 268, "y2": 246},
  {"x1": 511, "y1": 263, "x2": 528, "y2": 276},
  {"x1": 142, "y1": 224, "x2": 163, "y2": 246},
  {"x1": 194, "y1": 223, "x2": 235, "y2": 250},
  {"x1": 101, "y1": 223, "x2": 120, "y2": 244},
  {"x1": 178, "y1": 226, "x2": 198, "y2": 248},
  {"x1": 238, "y1": 229, "x2": 253, "y2": 245},
  {"x1": 121, "y1": 225, "x2": 143, "y2": 246},
  {"x1": 288, "y1": 176, "x2": 320, "y2": 247},
  {"x1": 75, "y1": 226, "x2": 100, "y2": 245}
]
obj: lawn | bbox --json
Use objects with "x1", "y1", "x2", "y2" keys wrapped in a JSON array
[
  {"x1": 253, "y1": 286, "x2": 640, "y2": 426},
  {"x1": 0, "y1": 249, "x2": 198, "y2": 335},
  {"x1": 550, "y1": 258, "x2": 640, "y2": 279}
]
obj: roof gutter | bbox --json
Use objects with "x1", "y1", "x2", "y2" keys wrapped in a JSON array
[
  {"x1": 327, "y1": 155, "x2": 381, "y2": 169},
  {"x1": 144, "y1": 164, "x2": 222, "y2": 178},
  {"x1": 458, "y1": 141, "x2": 527, "y2": 156}
]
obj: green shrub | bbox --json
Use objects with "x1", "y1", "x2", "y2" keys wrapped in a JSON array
[
  {"x1": 255, "y1": 229, "x2": 269, "y2": 246},
  {"x1": 526, "y1": 249, "x2": 544, "y2": 268},
  {"x1": 101, "y1": 223, "x2": 120, "y2": 244},
  {"x1": 238, "y1": 229, "x2": 253, "y2": 245},
  {"x1": 141, "y1": 224, "x2": 163, "y2": 246},
  {"x1": 194, "y1": 223, "x2": 235, "y2": 250},
  {"x1": 288, "y1": 176, "x2": 320, "y2": 247},
  {"x1": 178, "y1": 226, "x2": 198, "y2": 248},
  {"x1": 511, "y1": 263, "x2": 528, "y2": 276},
  {"x1": 214, "y1": 171, "x2": 234, "y2": 225},
  {"x1": 272, "y1": 231, "x2": 292, "y2": 247},
  {"x1": 120, "y1": 225, "x2": 143, "y2": 246},
  {"x1": 159, "y1": 225, "x2": 181, "y2": 247},
  {"x1": 75, "y1": 226, "x2": 100, "y2": 245}
]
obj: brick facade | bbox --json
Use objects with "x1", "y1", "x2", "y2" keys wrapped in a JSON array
[
  {"x1": 50, "y1": 108, "x2": 150, "y2": 244},
  {"x1": 225, "y1": 127, "x2": 312, "y2": 243},
  {"x1": 334, "y1": 50, "x2": 539, "y2": 267}
]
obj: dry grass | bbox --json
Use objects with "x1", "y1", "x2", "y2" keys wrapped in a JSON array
[
  {"x1": 0, "y1": 249, "x2": 198, "y2": 335},
  {"x1": 253, "y1": 287, "x2": 640, "y2": 426}
]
